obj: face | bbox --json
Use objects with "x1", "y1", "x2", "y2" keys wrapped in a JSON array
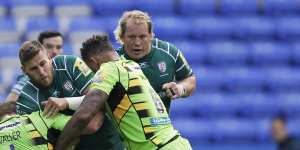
[
  {"x1": 121, "y1": 19, "x2": 153, "y2": 61},
  {"x1": 271, "y1": 119, "x2": 288, "y2": 142},
  {"x1": 22, "y1": 51, "x2": 54, "y2": 88},
  {"x1": 42, "y1": 36, "x2": 63, "y2": 58}
]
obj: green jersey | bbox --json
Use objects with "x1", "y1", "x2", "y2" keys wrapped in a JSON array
[
  {"x1": 0, "y1": 111, "x2": 70, "y2": 150},
  {"x1": 89, "y1": 56, "x2": 181, "y2": 150},
  {"x1": 16, "y1": 55, "x2": 124, "y2": 150},
  {"x1": 117, "y1": 38, "x2": 193, "y2": 112}
]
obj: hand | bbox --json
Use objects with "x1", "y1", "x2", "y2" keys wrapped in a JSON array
[
  {"x1": 162, "y1": 82, "x2": 186, "y2": 99},
  {"x1": 41, "y1": 97, "x2": 68, "y2": 118},
  {"x1": 0, "y1": 101, "x2": 16, "y2": 114}
]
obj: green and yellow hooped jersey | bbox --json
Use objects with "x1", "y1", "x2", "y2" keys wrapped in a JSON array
[
  {"x1": 90, "y1": 56, "x2": 179, "y2": 150},
  {"x1": 0, "y1": 112, "x2": 70, "y2": 150}
]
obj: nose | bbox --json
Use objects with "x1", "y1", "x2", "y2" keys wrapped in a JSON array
[
  {"x1": 133, "y1": 37, "x2": 141, "y2": 46},
  {"x1": 37, "y1": 66, "x2": 47, "y2": 77}
]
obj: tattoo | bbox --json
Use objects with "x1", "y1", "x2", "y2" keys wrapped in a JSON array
[{"x1": 55, "y1": 89, "x2": 108, "y2": 150}]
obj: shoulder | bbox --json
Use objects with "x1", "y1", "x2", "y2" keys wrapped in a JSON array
[
  {"x1": 152, "y1": 38, "x2": 180, "y2": 60},
  {"x1": 52, "y1": 55, "x2": 78, "y2": 69}
]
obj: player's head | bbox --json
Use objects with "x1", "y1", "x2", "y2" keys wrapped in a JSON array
[
  {"x1": 19, "y1": 41, "x2": 54, "y2": 88},
  {"x1": 271, "y1": 115, "x2": 288, "y2": 143},
  {"x1": 38, "y1": 31, "x2": 63, "y2": 58},
  {"x1": 81, "y1": 34, "x2": 116, "y2": 72},
  {"x1": 114, "y1": 10, "x2": 153, "y2": 61}
]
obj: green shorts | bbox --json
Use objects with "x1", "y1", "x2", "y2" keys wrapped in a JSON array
[{"x1": 160, "y1": 136, "x2": 192, "y2": 150}]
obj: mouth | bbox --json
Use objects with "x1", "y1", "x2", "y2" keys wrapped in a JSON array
[{"x1": 133, "y1": 49, "x2": 142, "y2": 54}]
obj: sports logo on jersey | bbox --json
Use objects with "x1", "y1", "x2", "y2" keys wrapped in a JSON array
[
  {"x1": 74, "y1": 58, "x2": 92, "y2": 76},
  {"x1": 63, "y1": 81, "x2": 74, "y2": 92},
  {"x1": 157, "y1": 61, "x2": 166, "y2": 73}
]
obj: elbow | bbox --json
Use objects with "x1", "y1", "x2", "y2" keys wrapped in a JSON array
[{"x1": 75, "y1": 112, "x2": 94, "y2": 130}]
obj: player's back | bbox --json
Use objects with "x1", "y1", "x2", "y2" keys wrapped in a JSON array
[
  {"x1": 0, "y1": 112, "x2": 68, "y2": 150},
  {"x1": 94, "y1": 56, "x2": 180, "y2": 149}
]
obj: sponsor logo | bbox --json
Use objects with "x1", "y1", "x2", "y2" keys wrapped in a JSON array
[
  {"x1": 157, "y1": 62, "x2": 166, "y2": 73},
  {"x1": 0, "y1": 131, "x2": 21, "y2": 144},
  {"x1": 0, "y1": 122, "x2": 21, "y2": 131},
  {"x1": 150, "y1": 117, "x2": 171, "y2": 126},
  {"x1": 63, "y1": 81, "x2": 74, "y2": 92}
]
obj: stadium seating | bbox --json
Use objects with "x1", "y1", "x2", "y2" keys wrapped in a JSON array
[
  {"x1": 179, "y1": 0, "x2": 216, "y2": 15},
  {"x1": 219, "y1": 0, "x2": 258, "y2": 15},
  {"x1": 263, "y1": 0, "x2": 300, "y2": 16}
]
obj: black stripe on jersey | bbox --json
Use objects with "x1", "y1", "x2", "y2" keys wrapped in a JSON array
[
  {"x1": 32, "y1": 136, "x2": 48, "y2": 145},
  {"x1": 145, "y1": 132, "x2": 154, "y2": 139},
  {"x1": 127, "y1": 86, "x2": 142, "y2": 95},
  {"x1": 137, "y1": 109, "x2": 149, "y2": 118},
  {"x1": 107, "y1": 82, "x2": 126, "y2": 112},
  {"x1": 24, "y1": 118, "x2": 32, "y2": 124}
]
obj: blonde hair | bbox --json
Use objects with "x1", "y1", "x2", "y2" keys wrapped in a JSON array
[{"x1": 114, "y1": 10, "x2": 153, "y2": 44}]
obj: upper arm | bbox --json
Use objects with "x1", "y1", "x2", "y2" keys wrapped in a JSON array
[
  {"x1": 174, "y1": 49, "x2": 193, "y2": 81},
  {"x1": 71, "y1": 57, "x2": 94, "y2": 94}
]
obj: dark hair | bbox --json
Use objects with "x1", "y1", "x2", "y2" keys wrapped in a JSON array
[
  {"x1": 273, "y1": 114, "x2": 287, "y2": 125},
  {"x1": 80, "y1": 34, "x2": 114, "y2": 62},
  {"x1": 19, "y1": 41, "x2": 44, "y2": 65},
  {"x1": 38, "y1": 31, "x2": 63, "y2": 44}
]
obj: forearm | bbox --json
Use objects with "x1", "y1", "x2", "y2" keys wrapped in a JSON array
[
  {"x1": 178, "y1": 75, "x2": 196, "y2": 97},
  {"x1": 5, "y1": 92, "x2": 19, "y2": 102},
  {"x1": 55, "y1": 89, "x2": 107, "y2": 150}
]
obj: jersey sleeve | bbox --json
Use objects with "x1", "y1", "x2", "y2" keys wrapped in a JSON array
[
  {"x1": 89, "y1": 62, "x2": 119, "y2": 95},
  {"x1": 174, "y1": 48, "x2": 193, "y2": 81},
  {"x1": 10, "y1": 75, "x2": 28, "y2": 96},
  {"x1": 16, "y1": 93, "x2": 40, "y2": 115},
  {"x1": 69, "y1": 56, "x2": 94, "y2": 94}
]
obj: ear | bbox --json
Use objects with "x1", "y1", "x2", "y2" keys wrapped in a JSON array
[{"x1": 21, "y1": 66, "x2": 26, "y2": 74}]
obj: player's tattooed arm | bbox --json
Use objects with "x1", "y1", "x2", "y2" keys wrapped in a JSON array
[{"x1": 55, "y1": 89, "x2": 108, "y2": 150}]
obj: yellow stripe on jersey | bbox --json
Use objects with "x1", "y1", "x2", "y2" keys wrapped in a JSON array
[
  {"x1": 30, "y1": 130, "x2": 41, "y2": 138},
  {"x1": 48, "y1": 143, "x2": 54, "y2": 150},
  {"x1": 152, "y1": 137, "x2": 162, "y2": 145},
  {"x1": 113, "y1": 94, "x2": 131, "y2": 123},
  {"x1": 134, "y1": 102, "x2": 148, "y2": 111},
  {"x1": 144, "y1": 126, "x2": 155, "y2": 133},
  {"x1": 129, "y1": 78, "x2": 140, "y2": 87}
]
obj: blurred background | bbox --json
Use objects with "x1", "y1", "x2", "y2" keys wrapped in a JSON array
[{"x1": 0, "y1": 0, "x2": 300, "y2": 149}]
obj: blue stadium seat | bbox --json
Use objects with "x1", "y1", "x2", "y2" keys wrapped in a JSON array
[
  {"x1": 0, "y1": 43, "x2": 19, "y2": 58},
  {"x1": 263, "y1": 0, "x2": 300, "y2": 16},
  {"x1": 152, "y1": 17, "x2": 190, "y2": 40},
  {"x1": 291, "y1": 42, "x2": 300, "y2": 65},
  {"x1": 234, "y1": 16, "x2": 275, "y2": 40},
  {"x1": 195, "y1": 144, "x2": 276, "y2": 150},
  {"x1": 194, "y1": 66, "x2": 225, "y2": 91},
  {"x1": 191, "y1": 16, "x2": 233, "y2": 40},
  {"x1": 172, "y1": 41, "x2": 207, "y2": 65},
  {"x1": 223, "y1": 67, "x2": 266, "y2": 92},
  {"x1": 237, "y1": 93, "x2": 280, "y2": 118},
  {"x1": 92, "y1": 0, "x2": 134, "y2": 16},
  {"x1": 249, "y1": 42, "x2": 291, "y2": 65},
  {"x1": 276, "y1": 17, "x2": 300, "y2": 41},
  {"x1": 68, "y1": 17, "x2": 111, "y2": 44},
  {"x1": 26, "y1": 17, "x2": 59, "y2": 32},
  {"x1": 277, "y1": 93, "x2": 300, "y2": 118},
  {"x1": 25, "y1": 17, "x2": 60, "y2": 40},
  {"x1": 170, "y1": 94, "x2": 200, "y2": 118},
  {"x1": 62, "y1": 43, "x2": 74, "y2": 55},
  {"x1": 288, "y1": 119, "x2": 300, "y2": 138},
  {"x1": 179, "y1": 0, "x2": 216, "y2": 15},
  {"x1": 220, "y1": 0, "x2": 258, "y2": 15},
  {"x1": 0, "y1": 18, "x2": 20, "y2": 43},
  {"x1": 207, "y1": 41, "x2": 249, "y2": 66},
  {"x1": 10, "y1": 0, "x2": 49, "y2": 18},
  {"x1": 133, "y1": 0, "x2": 174, "y2": 15},
  {"x1": 196, "y1": 93, "x2": 239, "y2": 118},
  {"x1": 172, "y1": 119, "x2": 213, "y2": 142},
  {"x1": 51, "y1": 0, "x2": 92, "y2": 18},
  {"x1": 0, "y1": 1, "x2": 8, "y2": 17},
  {"x1": 213, "y1": 119, "x2": 258, "y2": 142},
  {"x1": 266, "y1": 67, "x2": 300, "y2": 92}
]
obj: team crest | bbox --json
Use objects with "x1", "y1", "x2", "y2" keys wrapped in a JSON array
[
  {"x1": 63, "y1": 81, "x2": 74, "y2": 92},
  {"x1": 157, "y1": 62, "x2": 166, "y2": 73}
]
